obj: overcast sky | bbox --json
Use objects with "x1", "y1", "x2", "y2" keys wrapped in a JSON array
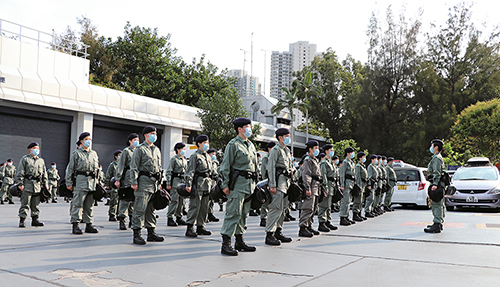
[{"x1": 2, "y1": 0, "x2": 498, "y2": 96}]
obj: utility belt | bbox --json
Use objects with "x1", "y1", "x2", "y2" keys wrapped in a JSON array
[
  {"x1": 361, "y1": 178, "x2": 367, "y2": 183},
  {"x1": 4, "y1": 175, "x2": 13, "y2": 178},
  {"x1": 49, "y1": 178, "x2": 58, "y2": 181},
  {"x1": 26, "y1": 175, "x2": 43, "y2": 182},
  {"x1": 312, "y1": 175, "x2": 323, "y2": 183},
  {"x1": 196, "y1": 171, "x2": 211, "y2": 178},
  {"x1": 276, "y1": 168, "x2": 293, "y2": 179},
  {"x1": 139, "y1": 171, "x2": 162, "y2": 181},
  {"x1": 76, "y1": 170, "x2": 97, "y2": 179},
  {"x1": 228, "y1": 168, "x2": 257, "y2": 190},
  {"x1": 345, "y1": 174, "x2": 356, "y2": 181},
  {"x1": 172, "y1": 172, "x2": 184, "y2": 178}
]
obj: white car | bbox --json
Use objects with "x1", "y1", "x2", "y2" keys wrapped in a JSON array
[{"x1": 390, "y1": 161, "x2": 431, "y2": 208}]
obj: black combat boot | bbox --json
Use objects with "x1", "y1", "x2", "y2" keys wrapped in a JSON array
[
  {"x1": 0, "y1": 200, "x2": 4, "y2": 205},
  {"x1": 265, "y1": 232, "x2": 281, "y2": 245},
  {"x1": 147, "y1": 227, "x2": 164, "y2": 242},
  {"x1": 109, "y1": 216, "x2": 117, "y2": 222},
  {"x1": 185, "y1": 224, "x2": 198, "y2": 237},
  {"x1": 19, "y1": 217, "x2": 25, "y2": 228},
  {"x1": 196, "y1": 226, "x2": 212, "y2": 236},
  {"x1": 298, "y1": 226, "x2": 313, "y2": 237},
  {"x1": 85, "y1": 223, "x2": 99, "y2": 233},
  {"x1": 167, "y1": 217, "x2": 178, "y2": 226},
  {"x1": 348, "y1": 217, "x2": 356, "y2": 224},
  {"x1": 176, "y1": 216, "x2": 187, "y2": 226},
  {"x1": 361, "y1": 213, "x2": 367, "y2": 220},
  {"x1": 234, "y1": 234, "x2": 256, "y2": 252},
  {"x1": 129, "y1": 215, "x2": 132, "y2": 228},
  {"x1": 307, "y1": 226, "x2": 320, "y2": 235},
  {"x1": 283, "y1": 215, "x2": 290, "y2": 222},
  {"x1": 384, "y1": 206, "x2": 393, "y2": 212},
  {"x1": 353, "y1": 213, "x2": 364, "y2": 222},
  {"x1": 52, "y1": 199, "x2": 57, "y2": 203},
  {"x1": 318, "y1": 222, "x2": 330, "y2": 232},
  {"x1": 221, "y1": 235, "x2": 238, "y2": 256},
  {"x1": 8, "y1": 199, "x2": 14, "y2": 204},
  {"x1": 72, "y1": 222, "x2": 82, "y2": 234},
  {"x1": 287, "y1": 213, "x2": 296, "y2": 221},
  {"x1": 119, "y1": 218, "x2": 127, "y2": 230},
  {"x1": 365, "y1": 211, "x2": 375, "y2": 218},
  {"x1": 208, "y1": 213, "x2": 219, "y2": 222},
  {"x1": 260, "y1": 218, "x2": 267, "y2": 227},
  {"x1": 31, "y1": 215, "x2": 44, "y2": 227},
  {"x1": 426, "y1": 223, "x2": 444, "y2": 230},
  {"x1": 133, "y1": 229, "x2": 146, "y2": 245},
  {"x1": 325, "y1": 221, "x2": 338, "y2": 230},
  {"x1": 340, "y1": 217, "x2": 351, "y2": 226},
  {"x1": 274, "y1": 228, "x2": 292, "y2": 243},
  {"x1": 249, "y1": 209, "x2": 258, "y2": 216},
  {"x1": 424, "y1": 222, "x2": 443, "y2": 233}
]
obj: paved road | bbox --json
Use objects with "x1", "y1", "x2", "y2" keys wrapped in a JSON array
[{"x1": 1, "y1": 198, "x2": 500, "y2": 287}]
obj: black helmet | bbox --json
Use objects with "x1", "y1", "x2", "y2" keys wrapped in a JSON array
[
  {"x1": 152, "y1": 189, "x2": 171, "y2": 210},
  {"x1": 110, "y1": 177, "x2": 119, "y2": 189},
  {"x1": 9, "y1": 183, "x2": 21, "y2": 197},
  {"x1": 177, "y1": 183, "x2": 194, "y2": 198},
  {"x1": 287, "y1": 182, "x2": 305, "y2": 202},
  {"x1": 58, "y1": 179, "x2": 73, "y2": 198},
  {"x1": 92, "y1": 183, "x2": 109, "y2": 201},
  {"x1": 251, "y1": 179, "x2": 270, "y2": 210},
  {"x1": 118, "y1": 186, "x2": 135, "y2": 201},
  {"x1": 209, "y1": 180, "x2": 227, "y2": 203}
]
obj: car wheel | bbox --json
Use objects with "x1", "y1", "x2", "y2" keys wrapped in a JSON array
[{"x1": 446, "y1": 206, "x2": 454, "y2": 212}]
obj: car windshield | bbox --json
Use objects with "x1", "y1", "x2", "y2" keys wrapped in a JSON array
[
  {"x1": 453, "y1": 167, "x2": 498, "y2": 181},
  {"x1": 396, "y1": 169, "x2": 420, "y2": 181}
]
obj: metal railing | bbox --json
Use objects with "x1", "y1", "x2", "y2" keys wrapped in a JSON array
[{"x1": 0, "y1": 19, "x2": 89, "y2": 59}]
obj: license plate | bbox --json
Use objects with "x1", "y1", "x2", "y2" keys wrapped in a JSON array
[
  {"x1": 398, "y1": 185, "x2": 407, "y2": 190},
  {"x1": 466, "y1": 196, "x2": 478, "y2": 203}
]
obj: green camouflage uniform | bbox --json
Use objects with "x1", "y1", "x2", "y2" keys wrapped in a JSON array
[
  {"x1": 17, "y1": 154, "x2": 48, "y2": 218},
  {"x1": 353, "y1": 161, "x2": 368, "y2": 214},
  {"x1": 47, "y1": 167, "x2": 60, "y2": 201},
  {"x1": 66, "y1": 147, "x2": 100, "y2": 224},
  {"x1": 318, "y1": 157, "x2": 335, "y2": 223},
  {"x1": 300, "y1": 155, "x2": 321, "y2": 227},
  {"x1": 428, "y1": 152, "x2": 446, "y2": 223},
  {"x1": 208, "y1": 159, "x2": 219, "y2": 215},
  {"x1": 166, "y1": 154, "x2": 187, "y2": 219},
  {"x1": 260, "y1": 154, "x2": 270, "y2": 219},
  {"x1": 384, "y1": 164, "x2": 397, "y2": 207},
  {"x1": 364, "y1": 162, "x2": 379, "y2": 213},
  {"x1": 115, "y1": 146, "x2": 135, "y2": 220},
  {"x1": 220, "y1": 135, "x2": 258, "y2": 237},
  {"x1": 339, "y1": 156, "x2": 355, "y2": 218},
  {"x1": 1, "y1": 164, "x2": 16, "y2": 201},
  {"x1": 105, "y1": 160, "x2": 119, "y2": 217}
]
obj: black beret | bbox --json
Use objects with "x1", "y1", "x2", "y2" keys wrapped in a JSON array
[
  {"x1": 332, "y1": 155, "x2": 339, "y2": 160},
  {"x1": 377, "y1": 155, "x2": 382, "y2": 159},
  {"x1": 339, "y1": 159, "x2": 343, "y2": 164},
  {"x1": 318, "y1": 153, "x2": 326, "y2": 159},
  {"x1": 232, "y1": 117, "x2": 251, "y2": 128},
  {"x1": 174, "y1": 142, "x2": 185, "y2": 150},
  {"x1": 357, "y1": 151, "x2": 366, "y2": 159},
  {"x1": 387, "y1": 157, "x2": 394, "y2": 162},
  {"x1": 266, "y1": 142, "x2": 276, "y2": 149},
  {"x1": 344, "y1": 147, "x2": 354, "y2": 153},
  {"x1": 370, "y1": 155, "x2": 378, "y2": 161},
  {"x1": 114, "y1": 150, "x2": 122, "y2": 157},
  {"x1": 322, "y1": 144, "x2": 334, "y2": 151},
  {"x1": 195, "y1": 134, "x2": 209, "y2": 143},
  {"x1": 275, "y1": 128, "x2": 290, "y2": 136},
  {"x1": 207, "y1": 148, "x2": 216, "y2": 154},
  {"x1": 306, "y1": 140, "x2": 319, "y2": 148},
  {"x1": 381, "y1": 156, "x2": 387, "y2": 160},
  {"x1": 431, "y1": 139, "x2": 444, "y2": 146},
  {"x1": 78, "y1": 132, "x2": 90, "y2": 141},
  {"x1": 27, "y1": 142, "x2": 39, "y2": 149},
  {"x1": 128, "y1": 133, "x2": 139, "y2": 141},
  {"x1": 7, "y1": 158, "x2": 13, "y2": 162},
  {"x1": 142, "y1": 126, "x2": 156, "y2": 135},
  {"x1": 50, "y1": 162, "x2": 56, "y2": 165}
]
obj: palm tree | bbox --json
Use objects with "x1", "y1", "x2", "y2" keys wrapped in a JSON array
[{"x1": 271, "y1": 80, "x2": 307, "y2": 154}]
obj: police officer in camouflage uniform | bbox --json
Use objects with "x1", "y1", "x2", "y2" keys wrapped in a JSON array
[
  {"x1": 318, "y1": 144, "x2": 338, "y2": 232},
  {"x1": 185, "y1": 135, "x2": 216, "y2": 237},
  {"x1": 339, "y1": 147, "x2": 356, "y2": 226},
  {"x1": 67, "y1": 132, "x2": 100, "y2": 234},
  {"x1": 219, "y1": 118, "x2": 258, "y2": 256},
  {"x1": 105, "y1": 150, "x2": 121, "y2": 221},
  {"x1": 166, "y1": 142, "x2": 188, "y2": 227},
  {"x1": 115, "y1": 133, "x2": 139, "y2": 230},
  {"x1": 259, "y1": 141, "x2": 275, "y2": 227},
  {"x1": 424, "y1": 139, "x2": 446, "y2": 233},
  {"x1": 264, "y1": 128, "x2": 294, "y2": 245},
  {"x1": 299, "y1": 140, "x2": 322, "y2": 237},
  {"x1": 1, "y1": 158, "x2": 16, "y2": 204},
  {"x1": 17, "y1": 142, "x2": 48, "y2": 228},
  {"x1": 207, "y1": 148, "x2": 220, "y2": 223},
  {"x1": 130, "y1": 126, "x2": 164, "y2": 245},
  {"x1": 364, "y1": 155, "x2": 379, "y2": 218},
  {"x1": 47, "y1": 162, "x2": 60, "y2": 203},
  {"x1": 353, "y1": 152, "x2": 368, "y2": 222},
  {"x1": 384, "y1": 157, "x2": 397, "y2": 212}
]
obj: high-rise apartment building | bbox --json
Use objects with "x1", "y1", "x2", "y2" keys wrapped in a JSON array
[
  {"x1": 227, "y1": 69, "x2": 260, "y2": 97},
  {"x1": 289, "y1": 41, "x2": 317, "y2": 73}
]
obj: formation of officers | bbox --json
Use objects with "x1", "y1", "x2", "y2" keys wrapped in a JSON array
[{"x1": 2, "y1": 118, "x2": 448, "y2": 256}]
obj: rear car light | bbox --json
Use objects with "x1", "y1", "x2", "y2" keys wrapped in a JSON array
[{"x1": 418, "y1": 182, "x2": 425, "y2": 190}]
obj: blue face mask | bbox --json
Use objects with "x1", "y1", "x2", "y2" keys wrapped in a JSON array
[
  {"x1": 243, "y1": 127, "x2": 252, "y2": 138},
  {"x1": 259, "y1": 158, "x2": 262, "y2": 163},
  {"x1": 83, "y1": 140, "x2": 91, "y2": 148},
  {"x1": 202, "y1": 143, "x2": 209, "y2": 151},
  {"x1": 313, "y1": 149, "x2": 319, "y2": 157},
  {"x1": 211, "y1": 155, "x2": 216, "y2": 161},
  {"x1": 335, "y1": 160, "x2": 339, "y2": 165},
  {"x1": 32, "y1": 149, "x2": 40, "y2": 156},
  {"x1": 384, "y1": 160, "x2": 387, "y2": 165},
  {"x1": 429, "y1": 146, "x2": 434, "y2": 154},
  {"x1": 132, "y1": 140, "x2": 139, "y2": 147},
  {"x1": 283, "y1": 137, "x2": 291, "y2": 145},
  {"x1": 180, "y1": 149, "x2": 186, "y2": 156},
  {"x1": 374, "y1": 160, "x2": 378, "y2": 165},
  {"x1": 350, "y1": 153, "x2": 355, "y2": 159},
  {"x1": 362, "y1": 157, "x2": 366, "y2": 163},
  {"x1": 290, "y1": 156, "x2": 294, "y2": 161},
  {"x1": 51, "y1": 165, "x2": 56, "y2": 169},
  {"x1": 148, "y1": 134, "x2": 157, "y2": 143},
  {"x1": 328, "y1": 151, "x2": 334, "y2": 157}
]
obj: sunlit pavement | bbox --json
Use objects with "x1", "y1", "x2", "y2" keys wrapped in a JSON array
[{"x1": 1, "y1": 198, "x2": 500, "y2": 287}]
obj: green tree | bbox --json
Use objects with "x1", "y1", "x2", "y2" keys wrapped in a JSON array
[
  {"x1": 451, "y1": 98, "x2": 500, "y2": 160},
  {"x1": 271, "y1": 81, "x2": 307, "y2": 154},
  {"x1": 330, "y1": 139, "x2": 369, "y2": 160},
  {"x1": 196, "y1": 85, "x2": 261, "y2": 151},
  {"x1": 296, "y1": 120, "x2": 329, "y2": 139}
]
